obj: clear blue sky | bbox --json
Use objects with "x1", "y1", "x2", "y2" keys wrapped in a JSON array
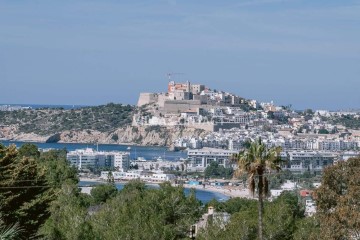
[{"x1": 1, "y1": 0, "x2": 359, "y2": 110}]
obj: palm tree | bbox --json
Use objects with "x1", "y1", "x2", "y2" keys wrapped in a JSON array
[
  {"x1": 232, "y1": 139, "x2": 282, "y2": 240},
  {"x1": 0, "y1": 218, "x2": 21, "y2": 240}
]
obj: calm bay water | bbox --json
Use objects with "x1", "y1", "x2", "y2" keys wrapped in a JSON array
[
  {"x1": 0, "y1": 140, "x2": 187, "y2": 161},
  {"x1": 79, "y1": 181, "x2": 229, "y2": 204}
]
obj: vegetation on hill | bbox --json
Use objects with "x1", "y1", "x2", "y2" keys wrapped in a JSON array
[
  {"x1": 326, "y1": 114, "x2": 360, "y2": 129},
  {"x1": 0, "y1": 103, "x2": 134, "y2": 135}
]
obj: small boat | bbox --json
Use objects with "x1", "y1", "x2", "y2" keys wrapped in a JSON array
[
  {"x1": 137, "y1": 157, "x2": 147, "y2": 161},
  {"x1": 156, "y1": 156, "x2": 164, "y2": 162}
]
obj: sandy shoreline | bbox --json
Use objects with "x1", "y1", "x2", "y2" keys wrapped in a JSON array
[
  {"x1": 79, "y1": 177, "x2": 252, "y2": 199},
  {"x1": 183, "y1": 184, "x2": 252, "y2": 199}
]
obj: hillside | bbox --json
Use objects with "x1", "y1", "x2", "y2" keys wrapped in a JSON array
[
  {"x1": 0, "y1": 103, "x2": 208, "y2": 146},
  {"x1": 0, "y1": 103, "x2": 134, "y2": 135}
]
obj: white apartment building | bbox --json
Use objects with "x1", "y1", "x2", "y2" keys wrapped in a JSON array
[
  {"x1": 282, "y1": 150, "x2": 337, "y2": 173},
  {"x1": 228, "y1": 139, "x2": 244, "y2": 151},
  {"x1": 111, "y1": 152, "x2": 131, "y2": 170},
  {"x1": 187, "y1": 147, "x2": 237, "y2": 172},
  {"x1": 100, "y1": 171, "x2": 176, "y2": 182},
  {"x1": 318, "y1": 139, "x2": 358, "y2": 151},
  {"x1": 67, "y1": 148, "x2": 130, "y2": 171},
  {"x1": 67, "y1": 148, "x2": 98, "y2": 169}
]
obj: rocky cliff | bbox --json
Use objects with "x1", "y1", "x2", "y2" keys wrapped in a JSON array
[{"x1": 0, "y1": 125, "x2": 207, "y2": 147}]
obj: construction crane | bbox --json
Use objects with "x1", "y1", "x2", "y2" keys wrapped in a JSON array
[{"x1": 167, "y1": 72, "x2": 185, "y2": 82}]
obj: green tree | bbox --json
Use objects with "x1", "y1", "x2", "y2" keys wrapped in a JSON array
[
  {"x1": 18, "y1": 143, "x2": 40, "y2": 159},
  {"x1": 90, "y1": 180, "x2": 201, "y2": 239},
  {"x1": 267, "y1": 111, "x2": 275, "y2": 119},
  {"x1": 293, "y1": 217, "x2": 320, "y2": 240},
  {"x1": 303, "y1": 108, "x2": 314, "y2": 115},
  {"x1": 107, "y1": 171, "x2": 115, "y2": 183},
  {"x1": 198, "y1": 192, "x2": 305, "y2": 240},
  {"x1": 39, "y1": 149, "x2": 78, "y2": 188},
  {"x1": 232, "y1": 139, "x2": 282, "y2": 240},
  {"x1": 263, "y1": 192, "x2": 303, "y2": 239},
  {"x1": 205, "y1": 197, "x2": 257, "y2": 215},
  {"x1": 38, "y1": 183, "x2": 94, "y2": 240},
  {"x1": 90, "y1": 184, "x2": 117, "y2": 204},
  {"x1": 318, "y1": 129, "x2": 329, "y2": 134},
  {"x1": 204, "y1": 161, "x2": 233, "y2": 179},
  {"x1": 315, "y1": 157, "x2": 360, "y2": 239},
  {"x1": 0, "y1": 145, "x2": 79, "y2": 238},
  {"x1": 0, "y1": 144, "x2": 50, "y2": 238}
]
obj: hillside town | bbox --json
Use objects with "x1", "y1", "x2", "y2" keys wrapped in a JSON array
[{"x1": 135, "y1": 80, "x2": 360, "y2": 154}]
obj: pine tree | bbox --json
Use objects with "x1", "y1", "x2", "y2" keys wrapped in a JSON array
[{"x1": 0, "y1": 144, "x2": 50, "y2": 238}]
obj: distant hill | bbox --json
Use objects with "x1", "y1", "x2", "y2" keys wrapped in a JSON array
[{"x1": 0, "y1": 103, "x2": 134, "y2": 136}]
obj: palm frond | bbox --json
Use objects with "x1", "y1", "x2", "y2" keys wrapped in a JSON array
[
  {"x1": 232, "y1": 138, "x2": 283, "y2": 199},
  {"x1": 0, "y1": 221, "x2": 22, "y2": 240}
]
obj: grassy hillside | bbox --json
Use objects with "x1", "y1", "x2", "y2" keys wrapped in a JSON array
[{"x1": 0, "y1": 103, "x2": 135, "y2": 135}]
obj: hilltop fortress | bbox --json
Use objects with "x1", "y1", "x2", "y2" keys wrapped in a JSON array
[
  {"x1": 136, "y1": 81, "x2": 260, "y2": 132},
  {"x1": 138, "y1": 81, "x2": 247, "y2": 113}
]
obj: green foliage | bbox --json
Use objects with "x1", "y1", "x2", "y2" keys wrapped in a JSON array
[
  {"x1": 0, "y1": 145, "x2": 50, "y2": 238},
  {"x1": 90, "y1": 181, "x2": 202, "y2": 239},
  {"x1": 39, "y1": 149, "x2": 78, "y2": 188},
  {"x1": 263, "y1": 192, "x2": 304, "y2": 239},
  {"x1": 198, "y1": 192, "x2": 305, "y2": 240},
  {"x1": 293, "y1": 217, "x2": 320, "y2": 240},
  {"x1": 145, "y1": 125, "x2": 162, "y2": 132},
  {"x1": 0, "y1": 145, "x2": 79, "y2": 238},
  {"x1": 318, "y1": 128, "x2": 329, "y2": 134},
  {"x1": 18, "y1": 143, "x2": 40, "y2": 159},
  {"x1": 269, "y1": 170, "x2": 294, "y2": 189},
  {"x1": 90, "y1": 184, "x2": 117, "y2": 204},
  {"x1": 0, "y1": 217, "x2": 22, "y2": 240},
  {"x1": 40, "y1": 180, "x2": 202, "y2": 239},
  {"x1": 315, "y1": 157, "x2": 360, "y2": 239},
  {"x1": 243, "y1": 139, "x2": 251, "y2": 149},
  {"x1": 205, "y1": 197, "x2": 257, "y2": 215},
  {"x1": 0, "y1": 103, "x2": 135, "y2": 135},
  {"x1": 303, "y1": 109, "x2": 314, "y2": 115},
  {"x1": 38, "y1": 183, "x2": 95, "y2": 240},
  {"x1": 267, "y1": 111, "x2": 275, "y2": 119},
  {"x1": 204, "y1": 161, "x2": 233, "y2": 179},
  {"x1": 329, "y1": 114, "x2": 360, "y2": 129}
]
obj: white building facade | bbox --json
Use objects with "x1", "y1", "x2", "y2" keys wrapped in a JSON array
[
  {"x1": 282, "y1": 150, "x2": 337, "y2": 173},
  {"x1": 187, "y1": 147, "x2": 237, "y2": 172},
  {"x1": 67, "y1": 148, "x2": 130, "y2": 171}
]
